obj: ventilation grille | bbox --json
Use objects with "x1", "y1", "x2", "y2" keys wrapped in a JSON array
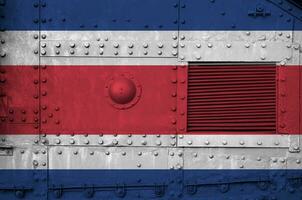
[{"x1": 187, "y1": 65, "x2": 276, "y2": 133}]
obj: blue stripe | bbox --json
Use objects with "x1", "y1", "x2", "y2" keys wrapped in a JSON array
[
  {"x1": 1, "y1": 0, "x2": 302, "y2": 30},
  {"x1": 0, "y1": 170, "x2": 302, "y2": 199}
]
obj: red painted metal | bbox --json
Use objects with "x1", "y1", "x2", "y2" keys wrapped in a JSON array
[
  {"x1": 277, "y1": 65, "x2": 300, "y2": 134},
  {"x1": 40, "y1": 65, "x2": 177, "y2": 134},
  {"x1": 0, "y1": 65, "x2": 301, "y2": 135},
  {"x1": 0, "y1": 65, "x2": 39, "y2": 134},
  {"x1": 187, "y1": 65, "x2": 277, "y2": 133}
]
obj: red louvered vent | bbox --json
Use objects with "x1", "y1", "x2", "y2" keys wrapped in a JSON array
[{"x1": 187, "y1": 65, "x2": 276, "y2": 133}]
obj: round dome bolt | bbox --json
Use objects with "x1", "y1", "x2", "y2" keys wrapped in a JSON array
[
  {"x1": 193, "y1": 153, "x2": 197, "y2": 157},
  {"x1": 239, "y1": 141, "x2": 245, "y2": 145},
  {"x1": 180, "y1": 35, "x2": 185, "y2": 40},
  {"x1": 195, "y1": 54, "x2": 201, "y2": 60},
  {"x1": 141, "y1": 140, "x2": 147, "y2": 145},
  {"x1": 257, "y1": 157, "x2": 261, "y2": 161},
  {"x1": 180, "y1": 43, "x2": 185, "y2": 48},
  {"x1": 33, "y1": 34, "x2": 39, "y2": 39},
  {"x1": 225, "y1": 155, "x2": 230, "y2": 159},
  {"x1": 172, "y1": 35, "x2": 178, "y2": 40},
  {"x1": 84, "y1": 50, "x2": 89, "y2": 55},
  {"x1": 246, "y1": 31, "x2": 251, "y2": 36},
  {"x1": 128, "y1": 43, "x2": 134, "y2": 48},
  {"x1": 286, "y1": 44, "x2": 292, "y2": 48},
  {"x1": 41, "y1": 34, "x2": 47, "y2": 39},
  {"x1": 187, "y1": 140, "x2": 192, "y2": 145},
  {"x1": 57, "y1": 150, "x2": 62, "y2": 155},
  {"x1": 257, "y1": 141, "x2": 262, "y2": 145},
  {"x1": 279, "y1": 158, "x2": 285, "y2": 163},
  {"x1": 113, "y1": 43, "x2": 119, "y2": 48},
  {"x1": 41, "y1": 43, "x2": 47, "y2": 48},
  {"x1": 73, "y1": 150, "x2": 78, "y2": 155},
  {"x1": 169, "y1": 152, "x2": 174, "y2": 156},
  {"x1": 286, "y1": 34, "x2": 291, "y2": 38},
  {"x1": 260, "y1": 56, "x2": 266, "y2": 60},
  {"x1": 153, "y1": 151, "x2": 159, "y2": 156},
  {"x1": 90, "y1": 151, "x2": 94, "y2": 155},
  {"x1": 42, "y1": 162, "x2": 46, "y2": 166},
  {"x1": 158, "y1": 51, "x2": 162, "y2": 55},
  {"x1": 20, "y1": 150, "x2": 25, "y2": 154},
  {"x1": 55, "y1": 50, "x2": 60, "y2": 55},
  {"x1": 272, "y1": 158, "x2": 277, "y2": 163},
  {"x1": 98, "y1": 139, "x2": 103, "y2": 145},
  {"x1": 226, "y1": 44, "x2": 232, "y2": 48},
  {"x1": 156, "y1": 140, "x2": 162, "y2": 146},
  {"x1": 177, "y1": 151, "x2": 183, "y2": 157},
  {"x1": 178, "y1": 135, "x2": 184, "y2": 139},
  {"x1": 296, "y1": 159, "x2": 301, "y2": 164},
  {"x1": 137, "y1": 152, "x2": 142, "y2": 156},
  {"x1": 196, "y1": 43, "x2": 201, "y2": 48},
  {"x1": 114, "y1": 51, "x2": 118, "y2": 55},
  {"x1": 143, "y1": 50, "x2": 148, "y2": 55},
  {"x1": 239, "y1": 165, "x2": 244, "y2": 168},
  {"x1": 222, "y1": 140, "x2": 227, "y2": 145},
  {"x1": 172, "y1": 51, "x2": 178, "y2": 56},
  {"x1": 127, "y1": 140, "x2": 133, "y2": 145},
  {"x1": 99, "y1": 49, "x2": 104, "y2": 55},
  {"x1": 241, "y1": 156, "x2": 245, "y2": 160},
  {"x1": 33, "y1": 160, "x2": 39, "y2": 167},
  {"x1": 261, "y1": 43, "x2": 266, "y2": 48},
  {"x1": 41, "y1": 50, "x2": 46, "y2": 55},
  {"x1": 245, "y1": 43, "x2": 250, "y2": 48},
  {"x1": 274, "y1": 141, "x2": 280, "y2": 145},
  {"x1": 158, "y1": 43, "x2": 164, "y2": 48},
  {"x1": 128, "y1": 50, "x2": 133, "y2": 55},
  {"x1": 121, "y1": 151, "x2": 126, "y2": 156},
  {"x1": 84, "y1": 139, "x2": 89, "y2": 145},
  {"x1": 55, "y1": 139, "x2": 61, "y2": 144},
  {"x1": 84, "y1": 43, "x2": 90, "y2": 48},
  {"x1": 207, "y1": 43, "x2": 213, "y2": 48},
  {"x1": 112, "y1": 139, "x2": 118, "y2": 145},
  {"x1": 69, "y1": 139, "x2": 75, "y2": 144},
  {"x1": 55, "y1": 43, "x2": 61, "y2": 48},
  {"x1": 180, "y1": 55, "x2": 185, "y2": 60},
  {"x1": 209, "y1": 154, "x2": 214, "y2": 159},
  {"x1": 143, "y1": 43, "x2": 148, "y2": 48},
  {"x1": 99, "y1": 43, "x2": 104, "y2": 48},
  {"x1": 137, "y1": 163, "x2": 142, "y2": 168},
  {"x1": 70, "y1": 43, "x2": 75, "y2": 48},
  {"x1": 170, "y1": 140, "x2": 176, "y2": 146},
  {"x1": 105, "y1": 151, "x2": 110, "y2": 155},
  {"x1": 70, "y1": 50, "x2": 75, "y2": 55},
  {"x1": 293, "y1": 146, "x2": 300, "y2": 151},
  {"x1": 204, "y1": 140, "x2": 210, "y2": 145},
  {"x1": 172, "y1": 43, "x2": 178, "y2": 48}
]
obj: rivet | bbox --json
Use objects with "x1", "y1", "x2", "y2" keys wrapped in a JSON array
[
  {"x1": 137, "y1": 163, "x2": 141, "y2": 168},
  {"x1": 41, "y1": 49, "x2": 46, "y2": 55},
  {"x1": 193, "y1": 153, "x2": 197, "y2": 157},
  {"x1": 260, "y1": 56, "x2": 266, "y2": 60},
  {"x1": 261, "y1": 43, "x2": 266, "y2": 48},
  {"x1": 70, "y1": 43, "x2": 75, "y2": 48},
  {"x1": 222, "y1": 141, "x2": 227, "y2": 145},
  {"x1": 121, "y1": 151, "x2": 126, "y2": 156},
  {"x1": 55, "y1": 50, "x2": 60, "y2": 55},
  {"x1": 73, "y1": 150, "x2": 78, "y2": 155},
  {"x1": 180, "y1": 35, "x2": 185, "y2": 40},
  {"x1": 207, "y1": 43, "x2": 213, "y2": 48},
  {"x1": 84, "y1": 43, "x2": 90, "y2": 48},
  {"x1": 180, "y1": 55, "x2": 185, "y2": 60},
  {"x1": 226, "y1": 44, "x2": 232, "y2": 48},
  {"x1": 257, "y1": 141, "x2": 262, "y2": 145},
  {"x1": 286, "y1": 34, "x2": 291, "y2": 38},
  {"x1": 170, "y1": 152, "x2": 174, "y2": 156},
  {"x1": 55, "y1": 139, "x2": 61, "y2": 144},
  {"x1": 41, "y1": 43, "x2": 46, "y2": 48},
  {"x1": 70, "y1": 50, "x2": 75, "y2": 55},
  {"x1": 172, "y1": 43, "x2": 178, "y2": 48},
  {"x1": 177, "y1": 151, "x2": 183, "y2": 157},
  {"x1": 69, "y1": 139, "x2": 75, "y2": 144},
  {"x1": 209, "y1": 154, "x2": 214, "y2": 159},
  {"x1": 153, "y1": 151, "x2": 158, "y2": 156},
  {"x1": 245, "y1": 43, "x2": 250, "y2": 48},
  {"x1": 84, "y1": 50, "x2": 89, "y2": 55},
  {"x1": 226, "y1": 155, "x2": 230, "y2": 159},
  {"x1": 156, "y1": 140, "x2": 162, "y2": 146},
  {"x1": 196, "y1": 43, "x2": 201, "y2": 48},
  {"x1": 296, "y1": 159, "x2": 301, "y2": 164},
  {"x1": 158, "y1": 43, "x2": 163, "y2": 48},
  {"x1": 195, "y1": 54, "x2": 201, "y2": 60},
  {"x1": 239, "y1": 165, "x2": 244, "y2": 168},
  {"x1": 158, "y1": 51, "x2": 162, "y2": 55},
  {"x1": 90, "y1": 151, "x2": 94, "y2": 155},
  {"x1": 41, "y1": 34, "x2": 47, "y2": 39},
  {"x1": 239, "y1": 141, "x2": 244, "y2": 145},
  {"x1": 257, "y1": 157, "x2": 261, "y2": 161},
  {"x1": 33, "y1": 34, "x2": 39, "y2": 39},
  {"x1": 274, "y1": 141, "x2": 280, "y2": 145},
  {"x1": 172, "y1": 35, "x2": 178, "y2": 40},
  {"x1": 128, "y1": 43, "x2": 134, "y2": 48},
  {"x1": 84, "y1": 139, "x2": 89, "y2": 145},
  {"x1": 187, "y1": 140, "x2": 192, "y2": 145},
  {"x1": 204, "y1": 140, "x2": 210, "y2": 145},
  {"x1": 113, "y1": 43, "x2": 119, "y2": 48},
  {"x1": 141, "y1": 140, "x2": 147, "y2": 145},
  {"x1": 246, "y1": 32, "x2": 251, "y2": 36},
  {"x1": 138, "y1": 152, "x2": 142, "y2": 156},
  {"x1": 143, "y1": 43, "x2": 148, "y2": 48},
  {"x1": 57, "y1": 150, "x2": 62, "y2": 155},
  {"x1": 127, "y1": 140, "x2": 133, "y2": 145},
  {"x1": 114, "y1": 51, "x2": 118, "y2": 55},
  {"x1": 279, "y1": 158, "x2": 285, "y2": 163},
  {"x1": 105, "y1": 151, "x2": 110, "y2": 155},
  {"x1": 55, "y1": 43, "x2": 61, "y2": 48},
  {"x1": 112, "y1": 139, "x2": 118, "y2": 145},
  {"x1": 180, "y1": 43, "x2": 185, "y2": 48}
]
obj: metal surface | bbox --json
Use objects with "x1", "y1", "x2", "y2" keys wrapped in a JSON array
[{"x1": 0, "y1": 0, "x2": 302, "y2": 199}]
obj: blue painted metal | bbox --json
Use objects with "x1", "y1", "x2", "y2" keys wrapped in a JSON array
[
  {"x1": 0, "y1": 0, "x2": 302, "y2": 30},
  {"x1": 0, "y1": 170, "x2": 302, "y2": 199}
]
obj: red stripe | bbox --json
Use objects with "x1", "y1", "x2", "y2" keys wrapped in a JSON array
[{"x1": 0, "y1": 65, "x2": 301, "y2": 135}]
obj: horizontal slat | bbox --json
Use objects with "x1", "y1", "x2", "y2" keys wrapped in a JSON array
[{"x1": 187, "y1": 65, "x2": 276, "y2": 133}]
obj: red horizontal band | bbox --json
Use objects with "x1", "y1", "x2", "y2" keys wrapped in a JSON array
[{"x1": 0, "y1": 65, "x2": 301, "y2": 135}]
